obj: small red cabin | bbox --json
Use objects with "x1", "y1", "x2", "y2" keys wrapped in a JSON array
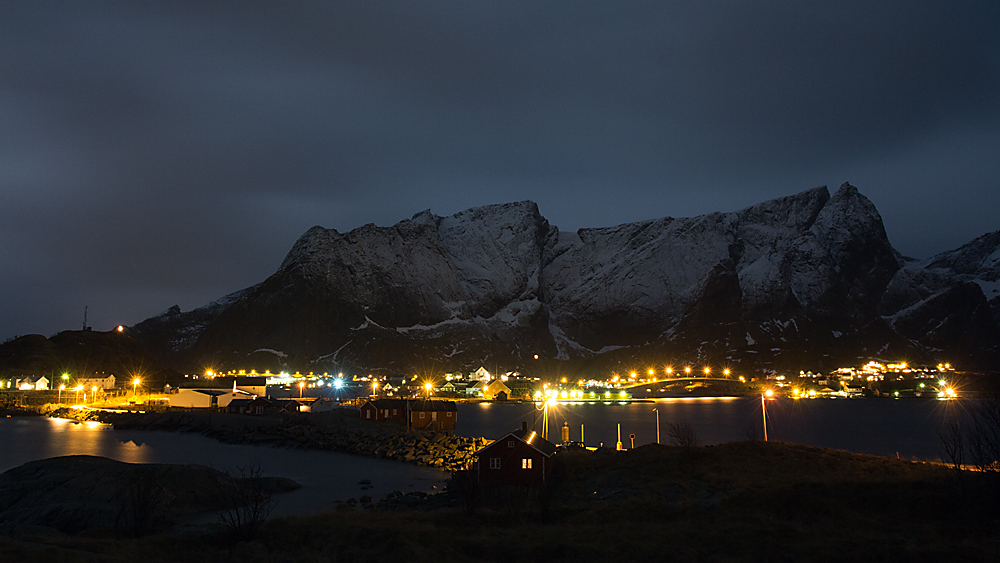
[{"x1": 474, "y1": 422, "x2": 557, "y2": 488}]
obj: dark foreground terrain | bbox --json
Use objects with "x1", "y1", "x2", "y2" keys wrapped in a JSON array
[{"x1": 2, "y1": 441, "x2": 998, "y2": 562}]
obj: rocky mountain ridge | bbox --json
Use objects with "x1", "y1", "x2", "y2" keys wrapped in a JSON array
[{"x1": 130, "y1": 184, "x2": 1000, "y2": 375}]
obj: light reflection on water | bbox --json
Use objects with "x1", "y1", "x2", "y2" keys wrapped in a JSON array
[
  {"x1": 1, "y1": 417, "x2": 447, "y2": 517},
  {"x1": 456, "y1": 397, "x2": 966, "y2": 460}
]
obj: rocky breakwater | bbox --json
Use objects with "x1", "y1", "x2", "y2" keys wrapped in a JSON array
[{"x1": 39, "y1": 405, "x2": 490, "y2": 472}]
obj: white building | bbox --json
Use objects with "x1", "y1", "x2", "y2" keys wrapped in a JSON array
[
  {"x1": 77, "y1": 375, "x2": 117, "y2": 391},
  {"x1": 17, "y1": 376, "x2": 49, "y2": 391},
  {"x1": 170, "y1": 388, "x2": 254, "y2": 408}
]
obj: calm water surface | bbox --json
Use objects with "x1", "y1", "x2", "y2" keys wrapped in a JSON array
[
  {"x1": 0, "y1": 416, "x2": 447, "y2": 517},
  {"x1": 0, "y1": 398, "x2": 970, "y2": 517},
  {"x1": 456, "y1": 397, "x2": 970, "y2": 460}
]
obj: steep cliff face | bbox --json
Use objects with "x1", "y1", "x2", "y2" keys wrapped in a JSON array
[
  {"x1": 133, "y1": 185, "x2": 999, "y2": 374},
  {"x1": 878, "y1": 230, "x2": 1000, "y2": 365}
]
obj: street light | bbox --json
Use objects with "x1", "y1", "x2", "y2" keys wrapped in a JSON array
[
  {"x1": 424, "y1": 382, "x2": 433, "y2": 399},
  {"x1": 723, "y1": 368, "x2": 731, "y2": 377},
  {"x1": 75, "y1": 384, "x2": 83, "y2": 403},
  {"x1": 133, "y1": 378, "x2": 141, "y2": 402},
  {"x1": 703, "y1": 367, "x2": 711, "y2": 376},
  {"x1": 58, "y1": 384, "x2": 65, "y2": 403},
  {"x1": 92, "y1": 386, "x2": 98, "y2": 404},
  {"x1": 684, "y1": 366, "x2": 692, "y2": 375},
  {"x1": 762, "y1": 388, "x2": 774, "y2": 441},
  {"x1": 653, "y1": 407, "x2": 660, "y2": 444},
  {"x1": 299, "y1": 381, "x2": 305, "y2": 399}
]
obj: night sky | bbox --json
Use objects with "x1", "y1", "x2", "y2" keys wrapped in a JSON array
[{"x1": 2, "y1": 1, "x2": 998, "y2": 341}]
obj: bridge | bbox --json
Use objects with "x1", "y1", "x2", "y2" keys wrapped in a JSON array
[
  {"x1": 620, "y1": 377, "x2": 750, "y2": 398},
  {"x1": 620, "y1": 377, "x2": 743, "y2": 389}
]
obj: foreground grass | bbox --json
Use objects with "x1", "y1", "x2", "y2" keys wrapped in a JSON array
[{"x1": 3, "y1": 441, "x2": 999, "y2": 562}]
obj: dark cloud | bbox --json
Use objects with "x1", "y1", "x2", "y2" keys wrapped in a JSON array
[{"x1": 1, "y1": 0, "x2": 998, "y2": 339}]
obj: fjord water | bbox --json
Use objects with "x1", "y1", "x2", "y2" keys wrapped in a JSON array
[
  {"x1": 0, "y1": 398, "x2": 964, "y2": 516},
  {"x1": 456, "y1": 398, "x2": 965, "y2": 460},
  {"x1": 0, "y1": 416, "x2": 448, "y2": 517}
]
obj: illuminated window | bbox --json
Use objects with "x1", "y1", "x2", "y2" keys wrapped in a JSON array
[
  {"x1": 447, "y1": 412, "x2": 452, "y2": 417},
  {"x1": 392, "y1": 409, "x2": 397, "y2": 415},
  {"x1": 420, "y1": 412, "x2": 425, "y2": 419},
  {"x1": 366, "y1": 410, "x2": 371, "y2": 419},
  {"x1": 508, "y1": 440, "x2": 515, "y2": 448},
  {"x1": 490, "y1": 458, "x2": 501, "y2": 469},
  {"x1": 522, "y1": 458, "x2": 532, "y2": 469}
]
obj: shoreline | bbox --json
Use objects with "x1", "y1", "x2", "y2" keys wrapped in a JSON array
[{"x1": 4, "y1": 404, "x2": 486, "y2": 472}]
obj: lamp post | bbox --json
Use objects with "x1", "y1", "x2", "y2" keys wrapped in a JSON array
[
  {"x1": 653, "y1": 407, "x2": 660, "y2": 444},
  {"x1": 92, "y1": 386, "x2": 98, "y2": 405},
  {"x1": 762, "y1": 388, "x2": 774, "y2": 441},
  {"x1": 133, "y1": 378, "x2": 141, "y2": 403},
  {"x1": 75, "y1": 384, "x2": 83, "y2": 404},
  {"x1": 424, "y1": 382, "x2": 432, "y2": 399},
  {"x1": 372, "y1": 380, "x2": 379, "y2": 398},
  {"x1": 299, "y1": 381, "x2": 304, "y2": 399},
  {"x1": 58, "y1": 384, "x2": 65, "y2": 403}
]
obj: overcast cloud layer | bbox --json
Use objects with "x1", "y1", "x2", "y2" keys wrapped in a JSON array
[{"x1": 2, "y1": 1, "x2": 999, "y2": 340}]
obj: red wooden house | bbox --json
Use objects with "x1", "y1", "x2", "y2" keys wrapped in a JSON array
[
  {"x1": 360, "y1": 399, "x2": 458, "y2": 432},
  {"x1": 474, "y1": 421, "x2": 557, "y2": 488}
]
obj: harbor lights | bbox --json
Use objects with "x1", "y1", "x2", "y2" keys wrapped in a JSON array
[
  {"x1": 703, "y1": 367, "x2": 711, "y2": 376},
  {"x1": 723, "y1": 368, "x2": 731, "y2": 378},
  {"x1": 684, "y1": 366, "x2": 692, "y2": 375},
  {"x1": 665, "y1": 367, "x2": 673, "y2": 376}
]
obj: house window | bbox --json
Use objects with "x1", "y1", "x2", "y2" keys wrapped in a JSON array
[
  {"x1": 420, "y1": 412, "x2": 425, "y2": 419},
  {"x1": 490, "y1": 458, "x2": 501, "y2": 469},
  {"x1": 522, "y1": 458, "x2": 532, "y2": 470},
  {"x1": 432, "y1": 412, "x2": 437, "y2": 421},
  {"x1": 507, "y1": 440, "x2": 514, "y2": 448},
  {"x1": 392, "y1": 409, "x2": 397, "y2": 415},
  {"x1": 366, "y1": 410, "x2": 371, "y2": 419},
  {"x1": 447, "y1": 412, "x2": 452, "y2": 417}
]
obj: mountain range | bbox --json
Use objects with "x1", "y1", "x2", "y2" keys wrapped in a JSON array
[{"x1": 130, "y1": 183, "x2": 1000, "y2": 376}]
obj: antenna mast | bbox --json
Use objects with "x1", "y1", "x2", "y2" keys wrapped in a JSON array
[{"x1": 83, "y1": 306, "x2": 88, "y2": 331}]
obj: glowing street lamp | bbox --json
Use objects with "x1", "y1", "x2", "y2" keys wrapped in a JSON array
[
  {"x1": 58, "y1": 383, "x2": 65, "y2": 403},
  {"x1": 299, "y1": 381, "x2": 305, "y2": 399},
  {"x1": 723, "y1": 368, "x2": 731, "y2": 377},
  {"x1": 75, "y1": 384, "x2": 83, "y2": 403},
  {"x1": 665, "y1": 367, "x2": 673, "y2": 376},
  {"x1": 92, "y1": 386, "x2": 98, "y2": 404},
  {"x1": 762, "y1": 388, "x2": 775, "y2": 441},
  {"x1": 703, "y1": 367, "x2": 711, "y2": 376},
  {"x1": 684, "y1": 366, "x2": 692, "y2": 375},
  {"x1": 424, "y1": 382, "x2": 433, "y2": 398},
  {"x1": 133, "y1": 378, "x2": 141, "y2": 401},
  {"x1": 372, "y1": 380, "x2": 379, "y2": 397}
]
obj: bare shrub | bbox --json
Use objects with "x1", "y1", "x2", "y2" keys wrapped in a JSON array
[
  {"x1": 967, "y1": 398, "x2": 1000, "y2": 474},
  {"x1": 214, "y1": 461, "x2": 277, "y2": 541},
  {"x1": 115, "y1": 466, "x2": 167, "y2": 537},
  {"x1": 939, "y1": 418, "x2": 965, "y2": 473},
  {"x1": 668, "y1": 421, "x2": 698, "y2": 448}
]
